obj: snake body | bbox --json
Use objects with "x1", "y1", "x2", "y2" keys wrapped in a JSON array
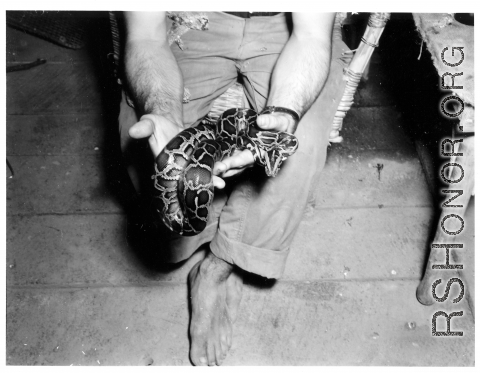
[{"x1": 153, "y1": 107, "x2": 299, "y2": 236}]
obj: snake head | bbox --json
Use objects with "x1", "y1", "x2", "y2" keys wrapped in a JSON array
[{"x1": 247, "y1": 131, "x2": 299, "y2": 177}]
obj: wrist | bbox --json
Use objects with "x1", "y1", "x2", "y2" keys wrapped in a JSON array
[
  {"x1": 259, "y1": 106, "x2": 300, "y2": 133},
  {"x1": 261, "y1": 106, "x2": 301, "y2": 122},
  {"x1": 141, "y1": 111, "x2": 183, "y2": 130}
]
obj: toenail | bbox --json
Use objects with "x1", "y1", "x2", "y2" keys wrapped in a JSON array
[{"x1": 199, "y1": 357, "x2": 207, "y2": 364}]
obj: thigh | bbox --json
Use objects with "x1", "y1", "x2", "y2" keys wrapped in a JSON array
[
  {"x1": 217, "y1": 36, "x2": 352, "y2": 250},
  {"x1": 168, "y1": 12, "x2": 244, "y2": 126},
  {"x1": 236, "y1": 14, "x2": 291, "y2": 111}
]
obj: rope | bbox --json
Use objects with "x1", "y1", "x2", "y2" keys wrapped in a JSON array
[{"x1": 360, "y1": 37, "x2": 379, "y2": 48}]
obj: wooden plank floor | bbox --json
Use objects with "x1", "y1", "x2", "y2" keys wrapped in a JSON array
[{"x1": 6, "y1": 19, "x2": 474, "y2": 366}]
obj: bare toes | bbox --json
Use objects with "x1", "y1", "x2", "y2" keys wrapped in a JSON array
[
  {"x1": 191, "y1": 354, "x2": 208, "y2": 366},
  {"x1": 215, "y1": 344, "x2": 226, "y2": 366},
  {"x1": 207, "y1": 343, "x2": 216, "y2": 366}
]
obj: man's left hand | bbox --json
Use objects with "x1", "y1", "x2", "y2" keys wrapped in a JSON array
[
  {"x1": 256, "y1": 111, "x2": 299, "y2": 133},
  {"x1": 213, "y1": 112, "x2": 298, "y2": 188}
]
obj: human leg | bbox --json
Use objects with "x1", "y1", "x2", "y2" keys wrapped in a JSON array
[
  {"x1": 167, "y1": 13, "x2": 251, "y2": 365},
  {"x1": 188, "y1": 14, "x2": 352, "y2": 365},
  {"x1": 118, "y1": 12, "x2": 246, "y2": 261},
  {"x1": 117, "y1": 13, "x2": 251, "y2": 365},
  {"x1": 188, "y1": 250, "x2": 244, "y2": 366},
  {"x1": 210, "y1": 31, "x2": 352, "y2": 279}
]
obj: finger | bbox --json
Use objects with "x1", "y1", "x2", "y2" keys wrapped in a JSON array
[
  {"x1": 128, "y1": 118, "x2": 154, "y2": 139},
  {"x1": 213, "y1": 161, "x2": 227, "y2": 176},
  {"x1": 222, "y1": 168, "x2": 246, "y2": 178},
  {"x1": 221, "y1": 150, "x2": 254, "y2": 171},
  {"x1": 213, "y1": 175, "x2": 226, "y2": 189},
  {"x1": 257, "y1": 113, "x2": 290, "y2": 131}
]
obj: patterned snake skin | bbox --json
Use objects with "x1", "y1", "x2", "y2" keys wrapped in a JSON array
[{"x1": 153, "y1": 108, "x2": 299, "y2": 236}]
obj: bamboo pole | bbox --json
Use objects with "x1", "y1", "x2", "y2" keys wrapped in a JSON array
[{"x1": 330, "y1": 12, "x2": 391, "y2": 143}]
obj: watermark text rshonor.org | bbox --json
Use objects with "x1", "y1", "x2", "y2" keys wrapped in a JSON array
[{"x1": 431, "y1": 46, "x2": 467, "y2": 337}]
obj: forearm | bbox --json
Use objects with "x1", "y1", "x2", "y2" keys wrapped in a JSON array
[
  {"x1": 124, "y1": 33, "x2": 184, "y2": 127},
  {"x1": 267, "y1": 15, "x2": 333, "y2": 118}
]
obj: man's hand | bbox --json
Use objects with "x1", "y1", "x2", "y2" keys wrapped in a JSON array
[
  {"x1": 130, "y1": 114, "x2": 233, "y2": 189},
  {"x1": 257, "y1": 111, "x2": 299, "y2": 134},
  {"x1": 213, "y1": 149, "x2": 255, "y2": 185},
  {"x1": 131, "y1": 112, "x2": 299, "y2": 190},
  {"x1": 129, "y1": 114, "x2": 182, "y2": 157},
  {"x1": 213, "y1": 112, "x2": 299, "y2": 186}
]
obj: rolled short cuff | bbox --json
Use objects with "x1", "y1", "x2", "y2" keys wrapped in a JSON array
[{"x1": 210, "y1": 231, "x2": 290, "y2": 279}]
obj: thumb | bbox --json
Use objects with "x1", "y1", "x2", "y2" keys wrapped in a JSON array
[
  {"x1": 129, "y1": 117, "x2": 155, "y2": 139},
  {"x1": 257, "y1": 114, "x2": 290, "y2": 131}
]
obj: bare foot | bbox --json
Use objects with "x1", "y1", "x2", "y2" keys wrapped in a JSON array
[
  {"x1": 226, "y1": 268, "x2": 243, "y2": 322},
  {"x1": 188, "y1": 252, "x2": 242, "y2": 366}
]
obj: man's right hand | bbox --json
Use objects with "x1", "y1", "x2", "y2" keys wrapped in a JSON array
[
  {"x1": 131, "y1": 114, "x2": 238, "y2": 190},
  {"x1": 128, "y1": 114, "x2": 182, "y2": 158}
]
